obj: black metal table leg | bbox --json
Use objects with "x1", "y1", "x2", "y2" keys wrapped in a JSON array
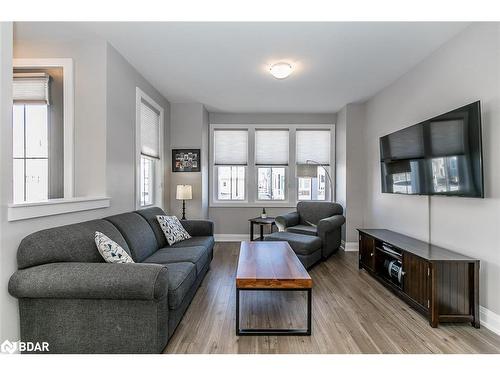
[
  {"x1": 236, "y1": 288, "x2": 240, "y2": 334},
  {"x1": 236, "y1": 288, "x2": 312, "y2": 336},
  {"x1": 250, "y1": 222, "x2": 254, "y2": 241},
  {"x1": 259, "y1": 224, "x2": 264, "y2": 241},
  {"x1": 306, "y1": 288, "x2": 312, "y2": 335}
]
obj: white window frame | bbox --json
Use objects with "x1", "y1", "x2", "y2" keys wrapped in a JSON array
[
  {"x1": 209, "y1": 124, "x2": 335, "y2": 208},
  {"x1": 13, "y1": 58, "x2": 75, "y2": 199},
  {"x1": 135, "y1": 87, "x2": 164, "y2": 210}
]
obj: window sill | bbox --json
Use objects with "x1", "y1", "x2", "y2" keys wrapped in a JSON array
[
  {"x1": 8, "y1": 196, "x2": 110, "y2": 222},
  {"x1": 210, "y1": 202, "x2": 297, "y2": 208}
]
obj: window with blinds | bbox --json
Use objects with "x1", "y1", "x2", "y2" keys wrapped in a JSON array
[
  {"x1": 140, "y1": 99, "x2": 161, "y2": 159},
  {"x1": 296, "y1": 129, "x2": 331, "y2": 165},
  {"x1": 214, "y1": 130, "x2": 248, "y2": 165},
  {"x1": 255, "y1": 129, "x2": 289, "y2": 165},
  {"x1": 210, "y1": 125, "x2": 334, "y2": 205},
  {"x1": 296, "y1": 130, "x2": 331, "y2": 201},
  {"x1": 13, "y1": 73, "x2": 50, "y2": 105},
  {"x1": 137, "y1": 90, "x2": 163, "y2": 208},
  {"x1": 213, "y1": 130, "x2": 247, "y2": 200}
]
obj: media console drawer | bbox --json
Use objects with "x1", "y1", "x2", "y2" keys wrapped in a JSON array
[{"x1": 358, "y1": 229, "x2": 480, "y2": 328}]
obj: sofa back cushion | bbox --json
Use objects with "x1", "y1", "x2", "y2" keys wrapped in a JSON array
[
  {"x1": 17, "y1": 220, "x2": 130, "y2": 269},
  {"x1": 297, "y1": 201, "x2": 343, "y2": 226},
  {"x1": 104, "y1": 212, "x2": 159, "y2": 262},
  {"x1": 135, "y1": 207, "x2": 168, "y2": 248}
]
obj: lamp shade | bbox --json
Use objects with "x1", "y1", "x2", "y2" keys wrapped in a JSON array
[
  {"x1": 176, "y1": 185, "x2": 192, "y2": 200},
  {"x1": 296, "y1": 164, "x2": 317, "y2": 178}
]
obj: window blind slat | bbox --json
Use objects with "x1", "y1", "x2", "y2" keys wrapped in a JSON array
[
  {"x1": 140, "y1": 99, "x2": 160, "y2": 159},
  {"x1": 13, "y1": 73, "x2": 50, "y2": 105},
  {"x1": 296, "y1": 129, "x2": 331, "y2": 165},
  {"x1": 214, "y1": 130, "x2": 248, "y2": 165},
  {"x1": 255, "y1": 130, "x2": 289, "y2": 165}
]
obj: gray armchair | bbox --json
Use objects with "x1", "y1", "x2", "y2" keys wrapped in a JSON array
[{"x1": 276, "y1": 201, "x2": 345, "y2": 259}]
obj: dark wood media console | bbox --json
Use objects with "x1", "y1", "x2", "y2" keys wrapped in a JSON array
[{"x1": 357, "y1": 229, "x2": 480, "y2": 328}]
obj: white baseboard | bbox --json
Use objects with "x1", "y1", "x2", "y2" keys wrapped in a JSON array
[
  {"x1": 341, "y1": 240, "x2": 359, "y2": 251},
  {"x1": 214, "y1": 234, "x2": 248, "y2": 242},
  {"x1": 480, "y1": 306, "x2": 500, "y2": 335}
]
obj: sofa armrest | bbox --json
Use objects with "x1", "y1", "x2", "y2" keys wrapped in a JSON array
[
  {"x1": 8, "y1": 262, "x2": 168, "y2": 301},
  {"x1": 317, "y1": 215, "x2": 346, "y2": 234},
  {"x1": 275, "y1": 212, "x2": 300, "y2": 231},
  {"x1": 180, "y1": 219, "x2": 214, "y2": 237}
]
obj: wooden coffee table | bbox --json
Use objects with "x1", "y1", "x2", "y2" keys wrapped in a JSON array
[{"x1": 235, "y1": 241, "x2": 312, "y2": 336}]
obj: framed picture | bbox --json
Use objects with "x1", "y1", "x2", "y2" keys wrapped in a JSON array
[{"x1": 172, "y1": 149, "x2": 201, "y2": 172}]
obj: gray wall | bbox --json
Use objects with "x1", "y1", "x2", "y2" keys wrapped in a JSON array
[
  {"x1": 335, "y1": 106, "x2": 347, "y2": 241},
  {"x1": 361, "y1": 23, "x2": 500, "y2": 316},
  {"x1": 335, "y1": 104, "x2": 366, "y2": 244},
  {"x1": 106, "y1": 44, "x2": 171, "y2": 213},
  {"x1": 169, "y1": 103, "x2": 209, "y2": 219},
  {"x1": 208, "y1": 112, "x2": 336, "y2": 235},
  {"x1": 1, "y1": 23, "x2": 171, "y2": 344}
]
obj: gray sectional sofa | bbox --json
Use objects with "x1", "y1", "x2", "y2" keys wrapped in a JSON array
[{"x1": 8, "y1": 207, "x2": 214, "y2": 354}]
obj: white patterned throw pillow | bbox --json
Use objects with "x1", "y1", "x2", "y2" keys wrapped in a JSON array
[
  {"x1": 157, "y1": 215, "x2": 191, "y2": 246},
  {"x1": 95, "y1": 231, "x2": 134, "y2": 264}
]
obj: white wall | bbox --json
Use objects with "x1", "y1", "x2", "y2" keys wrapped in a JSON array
[
  {"x1": 362, "y1": 23, "x2": 500, "y2": 316},
  {"x1": 169, "y1": 103, "x2": 209, "y2": 219},
  {"x1": 208, "y1": 112, "x2": 336, "y2": 235},
  {"x1": 0, "y1": 23, "x2": 171, "y2": 343}
]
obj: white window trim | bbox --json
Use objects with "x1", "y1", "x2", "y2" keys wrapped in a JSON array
[
  {"x1": 209, "y1": 124, "x2": 335, "y2": 208},
  {"x1": 8, "y1": 197, "x2": 110, "y2": 222},
  {"x1": 13, "y1": 58, "x2": 75, "y2": 199},
  {"x1": 135, "y1": 87, "x2": 164, "y2": 210}
]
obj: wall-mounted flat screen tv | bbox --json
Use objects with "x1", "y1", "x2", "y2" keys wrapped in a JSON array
[{"x1": 380, "y1": 101, "x2": 484, "y2": 198}]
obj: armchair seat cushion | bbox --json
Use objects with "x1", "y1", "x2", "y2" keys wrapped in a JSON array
[
  {"x1": 143, "y1": 246, "x2": 209, "y2": 275},
  {"x1": 265, "y1": 232, "x2": 321, "y2": 256},
  {"x1": 287, "y1": 225, "x2": 318, "y2": 236},
  {"x1": 164, "y1": 262, "x2": 197, "y2": 310}
]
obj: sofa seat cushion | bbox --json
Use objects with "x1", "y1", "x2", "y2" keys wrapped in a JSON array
[
  {"x1": 143, "y1": 246, "x2": 209, "y2": 275},
  {"x1": 286, "y1": 225, "x2": 318, "y2": 236},
  {"x1": 169, "y1": 236, "x2": 214, "y2": 250},
  {"x1": 264, "y1": 232, "x2": 322, "y2": 256},
  {"x1": 164, "y1": 262, "x2": 197, "y2": 310}
]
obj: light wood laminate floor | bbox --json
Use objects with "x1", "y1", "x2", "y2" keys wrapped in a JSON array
[{"x1": 165, "y1": 242, "x2": 500, "y2": 354}]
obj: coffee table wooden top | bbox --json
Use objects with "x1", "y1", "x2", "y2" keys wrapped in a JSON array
[{"x1": 236, "y1": 241, "x2": 313, "y2": 289}]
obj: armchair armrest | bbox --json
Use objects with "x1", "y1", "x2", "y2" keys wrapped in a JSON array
[
  {"x1": 180, "y1": 219, "x2": 214, "y2": 236},
  {"x1": 317, "y1": 215, "x2": 346, "y2": 234},
  {"x1": 8, "y1": 262, "x2": 168, "y2": 301},
  {"x1": 275, "y1": 212, "x2": 300, "y2": 231}
]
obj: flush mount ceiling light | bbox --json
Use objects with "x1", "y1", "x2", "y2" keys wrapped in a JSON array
[{"x1": 269, "y1": 62, "x2": 293, "y2": 79}]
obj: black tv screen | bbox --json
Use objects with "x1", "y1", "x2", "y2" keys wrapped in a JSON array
[{"x1": 380, "y1": 101, "x2": 484, "y2": 198}]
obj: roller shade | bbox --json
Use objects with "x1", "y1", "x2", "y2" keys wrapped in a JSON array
[
  {"x1": 214, "y1": 129, "x2": 248, "y2": 165},
  {"x1": 13, "y1": 73, "x2": 50, "y2": 105},
  {"x1": 140, "y1": 99, "x2": 161, "y2": 159},
  {"x1": 296, "y1": 129, "x2": 331, "y2": 165},
  {"x1": 255, "y1": 129, "x2": 289, "y2": 165}
]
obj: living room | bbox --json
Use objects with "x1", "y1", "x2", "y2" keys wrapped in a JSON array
[{"x1": 1, "y1": 0, "x2": 499, "y2": 372}]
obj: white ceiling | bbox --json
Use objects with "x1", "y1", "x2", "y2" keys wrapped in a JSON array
[{"x1": 15, "y1": 22, "x2": 469, "y2": 113}]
